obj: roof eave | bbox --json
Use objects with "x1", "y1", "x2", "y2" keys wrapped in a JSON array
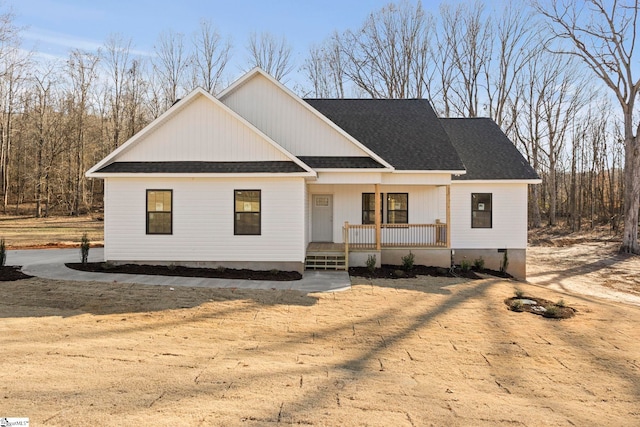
[
  {"x1": 313, "y1": 168, "x2": 393, "y2": 172},
  {"x1": 393, "y1": 169, "x2": 467, "y2": 175},
  {"x1": 86, "y1": 171, "x2": 316, "y2": 179},
  {"x1": 451, "y1": 178, "x2": 542, "y2": 184}
]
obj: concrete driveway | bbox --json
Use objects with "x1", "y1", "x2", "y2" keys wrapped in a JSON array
[{"x1": 7, "y1": 248, "x2": 351, "y2": 293}]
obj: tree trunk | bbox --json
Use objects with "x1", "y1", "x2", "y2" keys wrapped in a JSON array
[
  {"x1": 548, "y1": 160, "x2": 557, "y2": 226},
  {"x1": 531, "y1": 184, "x2": 542, "y2": 228},
  {"x1": 620, "y1": 136, "x2": 640, "y2": 253},
  {"x1": 35, "y1": 139, "x2": 44, "y2": 218}
]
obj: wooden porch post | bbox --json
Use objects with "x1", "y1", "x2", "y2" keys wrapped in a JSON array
[
  {"x1": 446, "y1": 185, "x2": 451, "y2": 247},
  {"x1": 343, "y1": 221, "x2": 349, "y2": 270},
  {"x1": 375, "y1": 184, "x2": 381, "y2": 250}
]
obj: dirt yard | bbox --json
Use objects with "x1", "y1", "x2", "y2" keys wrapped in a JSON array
[
  {"x1": 0, "y1": 276, "x2": 638, "y2": 426},
  {"x1": 1, "y1": 219, "x2": 639, "y2": 426},
  {"x1": 528, "y1": 228, "x2": 640, "y2": 304}
]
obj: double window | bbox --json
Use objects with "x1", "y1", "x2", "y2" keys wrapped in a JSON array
[
  {"x1": 146, "y1": 190, "x2": 172, "y2": 234},
  {"x1": 471, "y1": 193, "x2": 492, "y2": 228},
  {"x1": 362, "y1": 192, "x2": 408, "y2": 224},
  {"x1": 234, "y1": 190, "x2": 261, "y2": 235}
]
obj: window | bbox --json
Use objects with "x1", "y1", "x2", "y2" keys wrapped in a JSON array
[
  {"x1": 146, "y1": 190, "x2": 172, "y2": 234},
  {"x1": 472, "y1": 193, "x2": 492, "y2": 228},
  {"x1": 235, "y1": 190, "x2": 261, "y2": 235},
  {"x1": 362, "y1": 193, "x2": 383, "y2": 224},
  {"x1": 387, "y1": 193, "x2": 408, "y2": 224}
]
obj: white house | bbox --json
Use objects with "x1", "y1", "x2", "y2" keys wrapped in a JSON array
[{"x1": 86, "y1": 68, "x2": 540, "y2": 279}]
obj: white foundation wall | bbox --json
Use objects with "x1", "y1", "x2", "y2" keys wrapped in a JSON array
[
  {"x1": 104, "y1": 177, "x2": 306, "y2": 264},
  {"x1": 307, "y1": 184, "x2": 445, "y2": 243},
  {"x1": 450, "y1": 182, "x2": 528, "y2": 249}
]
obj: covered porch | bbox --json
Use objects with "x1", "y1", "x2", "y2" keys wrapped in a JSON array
[
  {"x1": 343, "y1": 183, "x2": 450, "y2": 249},
  {"x1": 306, "y1": 183, "x2": 451, "y2": 270}
]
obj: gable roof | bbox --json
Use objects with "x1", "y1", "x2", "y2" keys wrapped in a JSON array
[
  {"x1": 304, "y1": 99, "x2": 465, "y2": 172},
  {"x1": 440, "y1": 118, "x2": 540, "y2": 181},
  {"x1": 219, "y1": 68, "x2": 394, "y2": 170},
  {"x1": 87, "y1": 87, "x2": 315, "y2": 177}
]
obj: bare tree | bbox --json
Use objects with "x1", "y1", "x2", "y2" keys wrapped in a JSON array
[
  {"x1": 25, "y1": 63, "x2": 67, "y2": 217},
  {"x1": 534, "y1": 0, "x2": 640, "y2": 253},
  {"x1": 302, "y1": 33, "x2": 346, "y2": 97},
  {"x1": 66, "y1": 49, "x2": 99, "y2": 215},
  {"x1": 441, "y1": 1, "x2": 493, "y2": 116},
  {"x1": 191, "y1": 19, "x2": 231, "y2": 95},
  {"x1": 123, "y1": 57, "x2": 148, "y2": 139},
  {"x1": 338, "y1": 1, "x2": 433, "y2": 98},
  {"x1": 246, "y1": 31, "x2": 293, "y2": 81},
  {"x1": 103, "y1": 34, "x2": 133, "y2": 150},
  {"x1": 0, "y1": 9, "x2": 24, "y2": 213},
  {"x1": 484, "y1": 1, "x2": 539, "y2": 130},
  {"x1": 538, "y1": 57, "x2": 589, "y2": 226},
  {"x1": 429, "y1": 8, "x2": 457, "y2": 116},
  {"x1": 153, "y1": 29, "x2": 189, "y2": 108}
]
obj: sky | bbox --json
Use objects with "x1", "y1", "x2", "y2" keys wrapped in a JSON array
[{"x1": 9, "y1": 0, "x2": 401, "y2": 88}]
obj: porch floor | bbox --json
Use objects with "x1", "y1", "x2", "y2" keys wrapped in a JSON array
[{"x1": 307, "y1": 242, "x2": 346, "y2": 253}]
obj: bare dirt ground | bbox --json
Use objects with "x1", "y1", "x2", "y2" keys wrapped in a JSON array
[
  {"x1": 1, "y1": 219, "x2": 639, "y2": 426},
  {"x1": 528, "y1": 227, "x2": 640, "y2": 305}
]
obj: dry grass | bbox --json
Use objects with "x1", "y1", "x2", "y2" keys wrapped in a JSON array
[{"x1": 0, "y1": 215, "x2": 103, "y2": 248}]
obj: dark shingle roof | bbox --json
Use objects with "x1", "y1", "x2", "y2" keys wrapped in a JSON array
[
  {"x1": 96, "y1": 161, "x2": 306, "y2": 174},
  {"x1": 440, "y1": 118, "x2": 540, "y2": 180},
  {"x1": 298, "y1": 156, "x2": 385, "y2": 169},
  {"x1": 305, "y1": 99, "x2": 465, "y2": 171}
]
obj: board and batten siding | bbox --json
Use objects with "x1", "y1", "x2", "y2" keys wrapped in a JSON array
[
  {"x1": 221, "y1": 74, "x2": 368, "y2": 157},
  {"x1": 450, "y1": 182, "x2": 528, "y2": 249},
  {"x1": 104, "y1": 177, "x2": 306, "y2": 263},
  {"x1": 117, "y1": 95, "x2": 290, "y2": 162},
  {"x1": 308, "y1": 184, "x2": 445, "y2": 243}
]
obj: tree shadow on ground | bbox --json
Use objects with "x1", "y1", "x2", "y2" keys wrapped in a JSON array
[{"x1": 0, "y1": 277, "x2": 318, "y2": 319}]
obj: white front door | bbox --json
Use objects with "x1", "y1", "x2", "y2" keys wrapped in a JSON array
[{"x1": 312, "y1": 195, "x2": 333, "y2": 242}]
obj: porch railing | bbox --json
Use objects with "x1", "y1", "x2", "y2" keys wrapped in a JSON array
[{"x1": 343, "y1": 222, "x2": 447, "y2": 250}]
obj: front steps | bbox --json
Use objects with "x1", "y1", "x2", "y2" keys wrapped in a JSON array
[
  {"x1": 305, "y1": 252, "x2": 347, "y2": 270},
  {"x1": 305, "y1": 243, "x2": 347, "y2": 271}
]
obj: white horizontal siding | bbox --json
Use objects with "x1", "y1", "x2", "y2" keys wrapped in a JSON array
[
  {"x1": 450, "y1": 182, "x2": 528, "y2": 249},
  {"x1": 381, "y1": 173, "x2": 451, "y2": 186},
  {"x1": 314, "y1": 172, "x2": 451, "y2": 185},
  {"x1": 308, "y1": 184, "x2": 444, "y2": 242},
  {"x1": 316, "y1": 172, "x2": 382, "y2": 184},
  {"x1": 104, "y1": 177, "x2": 305, "y2": 262},
  {"x1": 118, "y1": 95, "x2": 289, "y2": 162},
  {"x1": 221, "y1": 74, "x2": 368, "y2": 157}
]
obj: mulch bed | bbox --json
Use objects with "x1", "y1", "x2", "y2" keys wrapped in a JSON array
[
  {"x1": 348, "y1": 264, "x2": 502, "y2": 280},
  {"x1": 66, "y1": 262, "x2": 303, "y2": 281},
  {"x1": 505, "y1": 296, "x2": 576, "y2": 319},
  {"x1": 0, "y1": 266, "x2": 33, "y2": 281}
]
